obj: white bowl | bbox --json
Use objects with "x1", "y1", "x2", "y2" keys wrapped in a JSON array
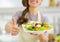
[{"x1": 22, "y1": 24, "x2": 53, "y2": 34}]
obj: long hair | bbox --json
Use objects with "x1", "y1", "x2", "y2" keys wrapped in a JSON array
[{"x1": 17, "y1": 0, "x2": 29, "y2": 26}]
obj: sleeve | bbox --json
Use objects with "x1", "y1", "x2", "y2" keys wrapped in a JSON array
[{"x1": 7, "y1": 11, "x2": 22, "y2": 24}]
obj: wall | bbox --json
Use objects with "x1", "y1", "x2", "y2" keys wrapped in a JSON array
[{"x1": 0, "y1": 0, "x2": 58, "y2": 8}]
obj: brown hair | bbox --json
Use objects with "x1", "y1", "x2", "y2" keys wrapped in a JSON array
[{"x1": 17, "y1": 0, "x2": 29, "y2": 26}]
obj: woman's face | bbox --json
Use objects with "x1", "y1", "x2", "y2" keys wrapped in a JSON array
[{"x1": 28, "y1": 0, "x2": 42, "y2": 8}]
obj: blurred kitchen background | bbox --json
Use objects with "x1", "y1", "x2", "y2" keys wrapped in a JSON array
[{"x1": 0, "y1": 0, "x2": 60, "y2": 42}]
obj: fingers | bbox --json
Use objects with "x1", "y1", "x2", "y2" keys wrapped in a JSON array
[
  {"x1": 30, "y1": 33, "x2": 41, "y2": 36},
  {"x1": 11, "y1": 27, "x2": 20, "y2": 36},
  {"x1": 29, "y1": 32, "x2": 42, "y2": 36},
  {"x1": 30, "y1": 33, "x2": 48, "y2": 40},
  {"x1": 30, "y1": 33, "x2": 38, "y2": 36},
  {"x1": 12, "y1": 17, "x2": 16, "y2": 25},
  {"x1": 5, "y1": 24, "x2": 11, "y2": 33},
  {"x1": 39, "y1": 34, "x2": 48, "y2": 41},
  {"x1": 11, "y1": 17, "x2": 20, "y2": 36}
]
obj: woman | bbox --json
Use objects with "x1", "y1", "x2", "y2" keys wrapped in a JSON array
[{"x1": 5, "y1": 0, "x2": 51, "y2": 42}]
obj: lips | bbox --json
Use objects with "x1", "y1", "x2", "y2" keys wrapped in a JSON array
[{"x1": 30, "y1": 0, "x2": 38, "y2": 4}]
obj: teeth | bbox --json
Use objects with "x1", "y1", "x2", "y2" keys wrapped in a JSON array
[{"x1": 31, "y1": 0, "x2": 37, "y2": 4}]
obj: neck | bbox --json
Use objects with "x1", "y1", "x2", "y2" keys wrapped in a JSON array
[{"x1": 29, "y1": 7, "x2": 39, "y2": 15}]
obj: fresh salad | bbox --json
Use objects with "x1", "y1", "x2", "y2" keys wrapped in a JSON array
[{"x1": 23, "y1": 22, "x2": 52, "y2": 31}]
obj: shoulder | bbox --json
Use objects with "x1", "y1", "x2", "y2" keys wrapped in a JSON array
[
  {"x1": 13, "y1": 11, "x2": 23, "y2": 18},
  {"x1": 13, "y1": 11, "x2": 23, "y2": 17},
  {"x1": 12, "y1": 11, "x2": 23, "y2": 21}
]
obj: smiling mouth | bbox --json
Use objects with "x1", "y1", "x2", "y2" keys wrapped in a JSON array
[{"x1": 31, "y1": 0, "x2": 38, "y2": 4}]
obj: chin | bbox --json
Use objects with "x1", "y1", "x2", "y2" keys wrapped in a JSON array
[
  {"x1": 31, "y1": 5, "x2": 39, "y2": 8},
  {"x1": 30, "y1": 4, "x2": 39, "y2": 8}
]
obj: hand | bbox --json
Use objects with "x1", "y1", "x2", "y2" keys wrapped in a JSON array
[
  {"x1": 11, "y1": 17, "x2": 20, "y2": 36},
  {"x1": 30, "y1": 33, "x2": 48, "y2": 42}
]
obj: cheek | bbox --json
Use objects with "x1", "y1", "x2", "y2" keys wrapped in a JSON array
[
  {"x1": 28, "y1": 0, "x2": 31, "y2": 6},
  {"x1": 38, "y1": 0, "x2": 42, "y2": 5}
]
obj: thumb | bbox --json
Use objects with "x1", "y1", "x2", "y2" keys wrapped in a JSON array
[{"x1": 12, "y1": 17, "x2": 16, "y2": 25}]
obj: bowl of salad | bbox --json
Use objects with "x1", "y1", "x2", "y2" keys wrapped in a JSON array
[{"x1": 22, "y1": 21, "x2": 53, "y2": 34}]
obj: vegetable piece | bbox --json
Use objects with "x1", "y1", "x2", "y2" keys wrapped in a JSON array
[
  {"x1": 34, "y1": 28, "x2": 39, "y2": 31},
  {"x1": 39, "y1": 27, "x2": 45, "y2": 31}
]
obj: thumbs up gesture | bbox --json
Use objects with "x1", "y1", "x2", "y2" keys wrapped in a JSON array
[
  {"x1": 12, "y1": 17, "x2": 17, "y2": 26},
  {"x1": 11, "y1": 17, "x2": 20, "y2": 35}
]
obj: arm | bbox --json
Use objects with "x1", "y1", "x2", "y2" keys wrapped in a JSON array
[
  {"x1": 39, "y1": 34, "x2": 48, "y2": 42},
  {"x1": 5, "y1": 11, "x2": 22, "y2": 35},
  {"x1": 30, "y1": 33, "x2": 48, "y2": 42}
]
